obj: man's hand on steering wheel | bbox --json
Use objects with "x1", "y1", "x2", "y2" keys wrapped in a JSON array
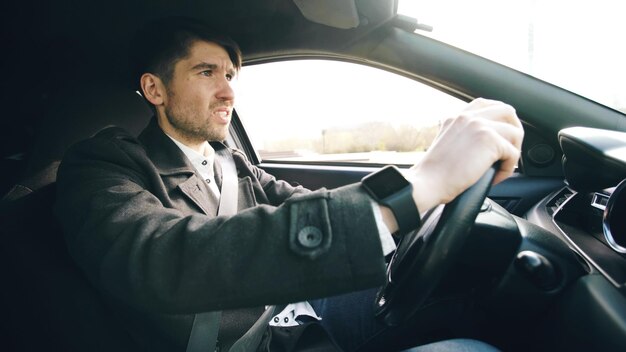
[
  {"x1": 373, "y1": 98, "x2": 524, "y2": 326},
  {"x1": 379, "y1": 98, "x2": 524, "y2": 234}
]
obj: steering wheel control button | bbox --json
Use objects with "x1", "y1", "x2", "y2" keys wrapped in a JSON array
[
  {"x1": 297, "y1": 226, "x2": 322, "y2": 248},
  {"x1": 515, "y1": 251, "x2": 560, "y2": 291}
]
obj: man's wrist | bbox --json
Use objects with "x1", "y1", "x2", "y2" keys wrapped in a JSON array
[
  {"x1": 408, "y1": 164, "x2": 443, "y2": 214},
  {"x1": 379, "y1": 204, "x2": 399, "y2": 234},
  {"x1": 361, "y1": 165, "x2": 422, "y2": 234},
  {"x1": 370, "y1": 201, "x2": 397, "y2": 256}
]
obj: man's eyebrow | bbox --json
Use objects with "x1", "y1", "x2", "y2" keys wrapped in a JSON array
[
  {"x1": 191, "y1": 62, "x2": 236, "y2": 75},
  {"x1": 191, "y1": 62, "x2": 218, "y2": 71}
]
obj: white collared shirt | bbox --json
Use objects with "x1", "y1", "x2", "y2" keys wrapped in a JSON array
[
  {"x1": 166, "y1": 135, "x2": 221, "y2": 198},
  {"x1": 269, "y1": 301, "x2": 321, "y2": 327}
]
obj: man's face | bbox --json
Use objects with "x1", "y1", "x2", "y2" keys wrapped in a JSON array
[{"x1": 161, "y1": 40, "x2": 236, "y2": 143}]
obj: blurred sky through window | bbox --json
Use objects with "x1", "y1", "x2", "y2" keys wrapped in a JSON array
[
  {"x1": 399, "y1": 0, "x2": 626, "y2": 114},
  {"x1": 233, "y1": 1, "x2": 625, "y2": 163}
]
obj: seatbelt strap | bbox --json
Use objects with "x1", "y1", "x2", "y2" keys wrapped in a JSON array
[
  {"x1": 215, "y1": 145, "x2": 239, "y2": 215},
  {"x1": 228, "y1": 306, "x2": 277, "y2": 352},
  {"x1": 187, "y1": 312, "x2": 221, "y2": 352},
  {"x1": 186, "y1": 144, "x2": 238, "y2": 352}
]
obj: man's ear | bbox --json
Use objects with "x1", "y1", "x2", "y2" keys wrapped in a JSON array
[{"x1": 140, "y1": 73, "x2": 166, "y2": 106}]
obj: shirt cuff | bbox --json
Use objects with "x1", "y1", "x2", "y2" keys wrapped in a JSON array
[
  {"x1": 370, "y1": 201, "x2": 396, "y2": 256},
  {"x1": 269, "y1": 302, "x2": 321, "y2": 327}
]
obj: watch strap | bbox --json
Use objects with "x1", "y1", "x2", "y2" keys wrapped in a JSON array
[{"x1": 384, "y1": 185, "x2": 421, "y2": 234}]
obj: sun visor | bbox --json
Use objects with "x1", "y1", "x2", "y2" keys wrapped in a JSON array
[
  {"x1": 293, "y1": 0, "x2": 360, "y2": 28},
  {"x1": 293, "y1": 0, "x2": 395, "y2": 29}
]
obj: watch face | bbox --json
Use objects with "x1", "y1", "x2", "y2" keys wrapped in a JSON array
[{"x1": 363, "y1": 166, "x2": 410, "y2": 199}]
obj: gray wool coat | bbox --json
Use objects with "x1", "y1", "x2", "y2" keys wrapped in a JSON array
[{"x1": 55, "y1": 118, "x2": 387, "y2": 351}]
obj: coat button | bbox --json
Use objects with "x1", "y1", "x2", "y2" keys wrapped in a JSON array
[{"x1": 297, "y1": 226, "x2": 323, "y2": 248}]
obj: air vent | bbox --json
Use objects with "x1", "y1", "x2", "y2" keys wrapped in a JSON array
[
  {"x1": 547, "y1": 188, "x2": 575, "y2": 216},
  {"x1": 591, "y1": 192, "x2": 609, "y2": 211}
]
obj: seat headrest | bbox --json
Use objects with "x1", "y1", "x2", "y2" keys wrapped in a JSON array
[{"x1": 26, "y1": 83, "x2": 153, "y2": 176}]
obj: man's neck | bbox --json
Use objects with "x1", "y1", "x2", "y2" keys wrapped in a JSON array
[
  {"x1": 164, "y1": 131, "x2": 215, "y2": 160},
  {"x1": 156, "y1": 117, "x2": 207, "y2": 155}
]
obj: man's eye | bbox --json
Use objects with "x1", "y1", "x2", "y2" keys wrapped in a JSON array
[
  {"x1": 225, "y1": 73, "x2": 233, "y2": 81},
  {"x1": 200, "y1": 70, "x2": 213, "y2": 77}
]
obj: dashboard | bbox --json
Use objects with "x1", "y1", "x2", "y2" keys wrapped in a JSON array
[
  {"x1": 550, "y1": 183, "x2": 626, "y2": 291},
  {"x1": 526, "y1": 126, "x2": 626, "y2": 294}
]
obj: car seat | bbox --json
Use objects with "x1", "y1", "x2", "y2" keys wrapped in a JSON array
[{"x1": 0, "y1": 82, "x2": 152, "y2": 351}]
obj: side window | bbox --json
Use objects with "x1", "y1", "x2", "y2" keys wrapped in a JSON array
[{"x1": 235, "y1": 60, "x2": 465, "y2": 165}]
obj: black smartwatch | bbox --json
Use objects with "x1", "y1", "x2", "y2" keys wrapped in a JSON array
[{"x1": 361, "y1": 165, "x2": 421, "y2": 234}]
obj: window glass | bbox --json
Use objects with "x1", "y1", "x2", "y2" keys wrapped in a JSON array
[
  {"x1": 235, "y1": 60, "x2": 465, "y2": 165},
  {"x1": 399, "y1": 0, "x2": 626, "y2": 115}
]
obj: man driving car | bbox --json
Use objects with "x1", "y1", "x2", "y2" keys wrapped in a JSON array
[{"x1": 55, "y1": 16, "x2": 522, "y2": 352}]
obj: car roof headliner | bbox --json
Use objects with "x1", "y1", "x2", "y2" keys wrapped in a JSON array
[
  {"x1": 5, "y1": 0, "x2": 396, "y2": 74},
  {"x1": 1, "y1": 0, "x2": 399, "y2": 120}
]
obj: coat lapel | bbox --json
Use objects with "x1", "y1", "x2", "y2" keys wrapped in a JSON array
[
  {"x1": 177, "y1": 175, "x2": 219, "y2": 215},
  {"x1": 138, "y1": 118, "x2": 218, "y2": 215}
]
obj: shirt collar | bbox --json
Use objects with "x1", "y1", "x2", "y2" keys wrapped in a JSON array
[{"x1": 165, "y1": 134, "x2": 216, "y2": 175}]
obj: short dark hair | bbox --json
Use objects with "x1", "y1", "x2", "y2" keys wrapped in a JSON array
[{"x1": 129, "y1": 16, "x2": 242, "y2": 91}]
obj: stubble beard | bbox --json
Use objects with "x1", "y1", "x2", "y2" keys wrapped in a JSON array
[{"x1": 164, "y1": 91, "x2": 229, "y2": 143}]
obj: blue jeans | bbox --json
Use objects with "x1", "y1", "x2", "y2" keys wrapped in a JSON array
[
  {"x1": 402, "y1": 339, "x2": 500, "y2": 352},
  {"x1": 309, "y1": 288, "x2": 498, "y2": 352},
  {"x1": 309, "y1": 288, "x2": 385, "y2": 351}
]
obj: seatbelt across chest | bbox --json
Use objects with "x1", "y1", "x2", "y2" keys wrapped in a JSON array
[
  {"x1": 214, "y1": 145, "x2": 239, "y2": 215},
  {"x1": 186, "y1": 144, "x2": 238, "y2": 352}
]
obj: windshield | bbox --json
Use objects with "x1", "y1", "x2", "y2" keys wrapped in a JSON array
[{"x1": 399, "y1": 0, "x2": 626, "y2": 115}]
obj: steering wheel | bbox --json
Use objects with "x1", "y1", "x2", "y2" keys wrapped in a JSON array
[{"x1": 374, "y1": 164, "x2": 499, "y2": 326}]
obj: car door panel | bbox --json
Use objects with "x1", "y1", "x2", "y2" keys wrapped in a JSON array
[{"x1": 259, "y1": 163, "x2": 564, "y2": 216}]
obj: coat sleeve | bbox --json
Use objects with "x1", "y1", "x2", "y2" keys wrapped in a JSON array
[
  {"x1": 55, "y1": 132, "x2": 387, "y2": 315},
  {"x1": 230, "y1": 148, "x2": 310, "y2": 206}
]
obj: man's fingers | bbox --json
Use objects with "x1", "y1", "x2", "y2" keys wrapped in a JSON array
[
  {"x1": 414, "y1": 98, "x2": 524, "y2": 207},
  {"x1": 439, "y1": 110, "x2": 523, "y2": 151},
  {"x1": 465, "y1": 103, "x2": 522, "y2": 129},
  {"x1": 492, "y1": 132, "x2": 521, "y2": 184},
  {"x1": 464, "y1": 97, "x2": 495, "y2": 109},
  {"x1": 442, "y1": 107, "x2": 523, "y2": 184},
  {"x1": 481, "y1": 119, "x2": 524, "y2": 151},
  {"x1": 468, "y1": 118, "x2": 522, "y2": 184}
]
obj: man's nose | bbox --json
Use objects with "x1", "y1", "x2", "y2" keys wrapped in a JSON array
[{"x1": 216, "y1": 76, "x2": 235, "y2": 101}]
